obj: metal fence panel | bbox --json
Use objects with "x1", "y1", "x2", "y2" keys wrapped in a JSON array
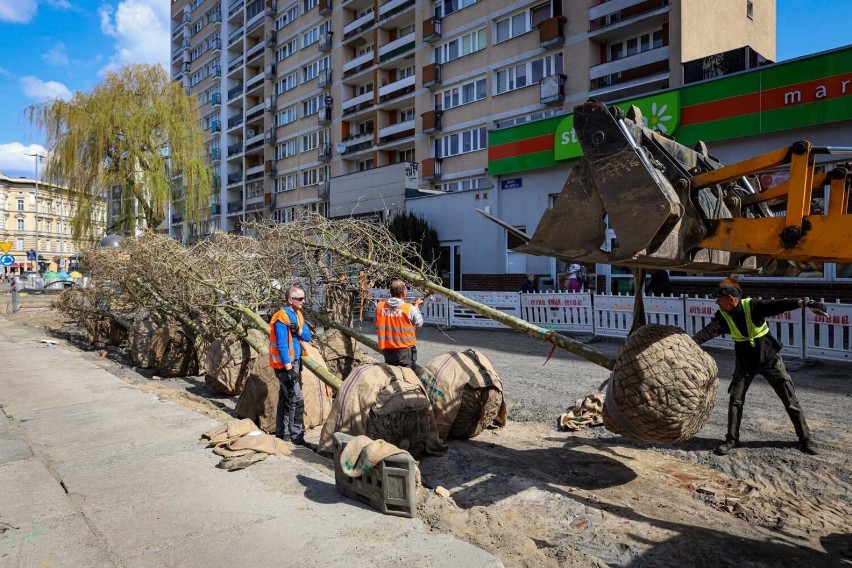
[
  {"x1": 592, "y1": 294, "x2": 635, "y2": 338},
  {"x1": 449, "y1": 292, "x2": 520, "y2": 329},
  {"x1": 805, "y1": 301, "x2": 852, "y2": 362},
  {"x1": 520, "y1": 292, "x2": 593, "y2": 333}
]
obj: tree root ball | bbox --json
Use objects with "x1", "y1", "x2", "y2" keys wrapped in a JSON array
[
  {"x1": 603, "y1": 324, "x2": 718, "y2": 444},
  {"x1": 449, "y1": 386, "x2": 504, "y2": 440}
]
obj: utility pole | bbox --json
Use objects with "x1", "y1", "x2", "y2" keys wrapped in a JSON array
[{"x1": 26, "y1": 153, "x2": 45, "y2": 273}]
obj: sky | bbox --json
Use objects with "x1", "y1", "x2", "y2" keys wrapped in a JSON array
[{"x1": 0, "y1": 0, "x2": 849, "y2": 178}]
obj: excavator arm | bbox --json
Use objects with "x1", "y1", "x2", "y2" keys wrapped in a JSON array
[{"x1": 513, "y1": 99, "x2": 852, "y2": 273}]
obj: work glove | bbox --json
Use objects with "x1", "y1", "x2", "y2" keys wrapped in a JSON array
[
  {"x1": 285, "y1": 367, "x2": 300, "y2": 382},
  {"x1": 288, "y1": 322, "x2": 300, "y2": 335},
  {"x1": 806, "y1": 299, "x2": 829, "y2": 317}
]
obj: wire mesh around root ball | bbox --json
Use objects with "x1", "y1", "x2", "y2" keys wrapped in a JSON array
[
  {"x1": 603, "y1": 324, "x2": 718, "y2": 444},
  {"x1": 365, "y1": 407, "x2": 433, "y2": 459},
  {"x1": 449, "y1": 386, "x2": 504, "y2": 440}
]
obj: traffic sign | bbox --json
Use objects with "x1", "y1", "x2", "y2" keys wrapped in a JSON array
[
  {"x1": 0, "y1": 254, "x2": 14, "y2": 267},
  {"x1": 26, "y1": 250, "x2": 37, "y2": 261},
  {"x1": 0, "y1": 242, "x2": 11, "y2": 253}
]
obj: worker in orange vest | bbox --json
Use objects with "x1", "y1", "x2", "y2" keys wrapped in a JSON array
[
  {"x1": 269, "y1": 285, "x2": 312, "y2": 444},
  {"x1": 375, "y1": 279, "x2": 423, "y2": 368}
]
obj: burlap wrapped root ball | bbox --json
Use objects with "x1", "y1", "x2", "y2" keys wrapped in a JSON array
[
  {"x1": 149, "y1": 323, "x2": 199, "y2": 378},
  {"x1": 603, "y1": 324, "x2": 718, "y2": 444},
  {"x1": 204, "y1": 329, "x2": 266, "y2": 395}
]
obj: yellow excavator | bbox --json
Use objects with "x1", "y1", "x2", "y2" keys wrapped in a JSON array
[{"x1": 480, "y1": 99, "x2": 852, "y2": 329}]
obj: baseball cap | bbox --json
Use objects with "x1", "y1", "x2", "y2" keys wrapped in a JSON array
[{"x1": 711, "y1": 285, "x2": 742, "y2": 299}]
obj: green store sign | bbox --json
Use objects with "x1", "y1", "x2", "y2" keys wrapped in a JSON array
[{"x1": 553, "y1": 91, "x2": 681, "y2": 160}]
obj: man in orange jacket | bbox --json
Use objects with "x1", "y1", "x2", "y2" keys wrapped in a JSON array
[
  {"x1": 375, "y1": 279, "x2": 423, "y2": 368},
  {"x1": 269, "y1": 285, "x2": 312, "y2": 444}
]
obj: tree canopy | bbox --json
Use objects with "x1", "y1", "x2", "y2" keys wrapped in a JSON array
[
  {"x1": 387, "y1": 211, "x2": 441, "y2": 267},
  {"x1": 26, "y1": 63, "x2": 212, "y2": 240}
]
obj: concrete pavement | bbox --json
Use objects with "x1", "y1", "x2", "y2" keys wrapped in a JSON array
[{"x1": 0, "y1": 317, "x2": 503, "y2": 568}]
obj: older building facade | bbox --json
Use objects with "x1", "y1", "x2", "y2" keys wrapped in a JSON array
[
  {"x1": 0, "y1": 173, "x2": 106, "y2": 274},
  {"x1": 170, "y1": 0, "x2": 775, "y2": 242}
]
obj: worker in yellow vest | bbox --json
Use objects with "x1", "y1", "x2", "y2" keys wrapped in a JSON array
[
  {"x1": 375, "y1": 279, "x2": 423, "y2": 368},
  {"x1": 269, "y1": 285, "x2": 312, "y2": 444},
  {"x1": 693, "y1": 284, "x2": 827, "y2": 456}
]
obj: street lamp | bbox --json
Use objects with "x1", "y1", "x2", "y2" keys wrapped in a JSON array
[{"x1": 25, "y1": 153, "x2": 46, "y2": 273}]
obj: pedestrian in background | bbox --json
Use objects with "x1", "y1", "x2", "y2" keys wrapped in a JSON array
[
  {"x1": 268, "y1": 285, "x2": 312, "y2": 445},
  {"x1": 692, "y1": 284, "x2": 827, "y2": 456},
  {"x1": 567, "y1": 263, "x2": 583, "y2": 292},
  {"x1": 521, "y1": 273, "x2": 538, "y2": 293},
  {"x1": 375, "y1": 279, "x2": 423, "y2": 368},
  {"x1": 646, "y1": 269, "x2": 673, "y2": 296}
]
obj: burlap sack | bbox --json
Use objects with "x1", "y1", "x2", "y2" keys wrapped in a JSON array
[
  {"x1": 203, "y1": 329, "x2": 266, "y2": 395},
  {"x1": 84, "y1": 318, "x2": 110, "y2": 345},
  {"x1": 235, "y1": 340, "x2": 334, "y2": 433},
  {"x1": 149, "y1": 323, "x2": 199, "y2": 378},
  {"x1": 107, "y1": 320, "x2": 128, "y2": 347},
  {"x1": 318, "y1": 364, "x2": 445, "y2": 458},
  {"x1": 423, "y1": 349, "x2": 508, "y2": 442},
  {"x1": 312, "y1": 329, "x2": 377, "y2": 379},
  {"x1": 129, "y1": 319, "x2": 158, "y2": 368},
  {"x1": 603, "y1": 324, "x2": 718, "y2": 444}
]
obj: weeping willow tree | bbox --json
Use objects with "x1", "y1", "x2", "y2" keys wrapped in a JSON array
[{"x1": 26, "y1": 63, "x2": 212, "y2": 240}]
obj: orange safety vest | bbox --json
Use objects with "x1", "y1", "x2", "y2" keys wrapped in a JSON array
[
  {"x1": 375, "y1": 300, "x2": 417, "y2": 350},
  {"x1": 268, "y1": 308, "x2": 305, "y2": 369}
]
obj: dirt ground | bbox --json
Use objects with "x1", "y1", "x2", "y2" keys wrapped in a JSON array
[{"x1": 5, "y1": 299, "x2": 851, "y2": 568}]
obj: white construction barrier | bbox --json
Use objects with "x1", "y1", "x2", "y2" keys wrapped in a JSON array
[
  {"x1": 592, "y1": 294, "x2": 635, "y2": 338},
  {"x1": 805, "y1": 301, "x2": 852, "y2": 362},
  {"x1": 520, "y1": 292, "x2": 593, "y2": 333},
  {"x1": 684, "y1": 297, "x2": 734, "y2": 350},
  {"x1": 449, "y1": 291, "x2": 520, "y2": 329}
]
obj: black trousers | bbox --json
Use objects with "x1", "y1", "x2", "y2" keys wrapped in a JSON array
[
  {"x1": 275, "y1": 361, "x2": 304, "y2": 442},
  {"x1": 382, "y1": 346, "x2": 417, "y2": 368},
  {"x1": 726, "y1": 354, "x2": 811, "y2": 443}
]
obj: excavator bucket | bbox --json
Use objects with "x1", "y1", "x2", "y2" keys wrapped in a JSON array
[{"x1": 517, "y1": 99, "x2": 761, "y2": 273}]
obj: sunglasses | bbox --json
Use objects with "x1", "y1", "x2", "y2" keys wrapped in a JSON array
[{"x1": 289, "y1": 297, "x2": 306, "y2": 302}]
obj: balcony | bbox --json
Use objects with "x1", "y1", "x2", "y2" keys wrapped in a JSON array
[
  {"x1": 228, "y1": 0, "x2": 244, "y2": 18},
  {"x1": 589, "y1": 0, "x2": 670, "y2": 36},
  {"x1": 227, "y1": 200, "x2": 244, "y2": 214},
  {"x1": 539, "y1": 16, "x2": 566, "y2": 48},
  {"x1": 227, "y1": 113, "x2": 244, "y2": 129},
  {"x1": 171, "y1": 213, "x2": 184, "y2": 224},
  {"x1": 319, "y1": 180, "x2": 330, "y2": 198},
  {"x1": 227, "y1": 142, "x2": 244, "y2": 157},
  {"x1": 211, "y1": 203, "x2": 222, "y2": 215},
  {"x1": 247, "y1": 163, "x2": 265, "y2": 177},
  {"x1": 246, "y1": 130, "x2": 265, "y2": 148},
  {"x1": 171, "y1": 47, "x2": 185, "y2": 63},
  {"x1": 423, "y1": 16, "x2": 442, "y2": 45},
  {"x1": 589, "y1": 45, "x2": 669, "y2": 81},
  {"x1": 211, "y1": 120, "x2": 221, "y2": 132},
  {"x1": 228, "y1": 54, "x2": 244, "y2": 73},
  {"x1": 378, "y1": 119, "x2": 414, "y2": 144},
  {"x1": 318, "y1": 68, "x2": 333, "y2": 88},
  {"x1": 378, "y1": 32, "x2": 414, "y2": 62},
  {"x1": 246, "y1": 70, "x2": 265, "y2": 89},
  {"x1": 171, "y1": 23, "x2": 185, "y2": 40},
  {"x1": 421, "y1": 157, "x2": 441, "y2": 180},
  {"x1": 319, "y1": 0, "x2": 332, "y2": 15},
  {"x1": 227, "y1": 171, "x2": 244, "y2": 185},
  {"x1": 318, "y1": 107, "x2": 332, "y2": 125},
  {"x1": 378, "y1": 75, "x2": 415, "y2": 103},
  {"x1": 540, "y1": 74, "x2": 566, "y2": 105},
  {"x1": 246, "y1": 42, "x2": 265, "y2": 63},
  {"x1": 246, "y1": 101, "x2": 264, "y2": 120},
  {"x1": 318, "y1": 144, "x2": 332, "y2": 162},
  {"x1": 211, "y1": 38, "x2": 222, "y2": 52},
  {"x1": 343, "y1": 52, "x2": 374, "y2": 76},
  {"x1": 421, "y1": 110, "x2": 442, "y2": 133},
  {"x1": 210, "y1": 148, "x2": 221, "y2": 162},
  {"x1": 265, "y1": 127, "x2": 277, "y2": 143},
  {"x1": 211, "y1": 92, "x2": 221, "y2": 105},
  {"x1": 342, "y1": 90, "x2": 374, "y2": 115},
  {"x1": 228, "y1": 83, "x2": 244, "y2": 100},
  {"x1": 264, "y1": 160, "x2": 276, "y2": 177},
  {"x1": 228, "y1": 26, "x2": 244, "y2": 45},
  {"x1": 319, "y1": 31, "x2": 333, "y2": 51},
  {"x1": 422, "y1": 63, "x2": 441, "y2": 89},
  {"x1": 378, "y1": 0, "x2": 414, "y2": 21},
  {"x1": 343, "y1": 12, "x2": 374, "y2": 40}
]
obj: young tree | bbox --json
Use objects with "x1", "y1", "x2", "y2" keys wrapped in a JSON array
[
  {"x1": 387, "y1": 211, "x2": 441, "y2": 267},
  {"x1": 26, "y1": 64, "x2": 212, "y2": 240}
]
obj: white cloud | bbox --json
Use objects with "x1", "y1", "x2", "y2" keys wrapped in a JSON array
[
  {"x1": 0, "y1": 0, "x2": 71, "y2": 23},
  {"x1": 0, "y1": 0, "x2": 38, "y2": 23},
  {"x1": 20, "y1": 76, "x2": 72, "y2": 101},
  {"x1": 0, "y1": 142, "x2": 48, "y2": 177},
  {"x1": 99, "y1": 0, "x2": 170, "y2": 73},
  {"x1": 0, "y1": 67, "x2": 13, "y2": 78},
  {"x1": 42, "y1": 42, "x2": 69, "y2": 67}
]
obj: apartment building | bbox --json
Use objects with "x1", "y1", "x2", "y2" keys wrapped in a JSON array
[
  {"x1": 170, "y1": 0, "x2": 774, "y2": 242},
  {"x1": 0, "y1": 172, "x2": 105, "y2": 274}
]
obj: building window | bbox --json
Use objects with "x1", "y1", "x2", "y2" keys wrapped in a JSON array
[
  {"x1": 434, "y1": 0, "x2": 479, "y2": 18},
  {"x1": 17, "y1": 219, "x2": 24, "y2": 231},
  {"x1": 302, "y1": 166, "x2": 328, "y2": 186},
  {"x1": 747, "y1": 0, "x2": 754, "y2": 19},
  {"x1": 608, "y1": 30, "x2": 664, "y2": 62},
  {"x1": 434, "y1": 28, "x2": 486, "y2": 64},
  {"x1": 276, "y1": 39, "x2": 299, "y2": 62},
  {"x1": 275, "y1": 105, "x2": 298, "y2": 127},
  {"x1": 398, "y1": 148, "x2": 415, "y2": 162},
  {"x1": 494, "y1": 108, "x2": 560, "y2": 129},
  {"x1": 399, "y1": 65, "x2": 415, "y2": 79},
  {"x1": 16, "y1": 238, "x2": 24, "y2": 251},
  {"x1": 435, "y1": 177, "x2": 487, "y2": 192},
  {"x1": 399, "y1": 107, "x2": 415, "y2": 122},
  {"x1": 303, "y1": 95, "x2": 322, "y2": 116},
  {"x1": 275, "y1": 173, "x2": 298, "y2": 192},
  {"x1": 276, "y1": 138, "x2": 298, "y2": 160},
  {"x1": 275, "y1": 72, "x2": 298, "y2": 95},
  {"x1": 435, "y1": 77, "x2": 486, "y2": 110},
  {"x1": 303, "y1": 56, "x2": 330, "y2": 82},
  {"x1": 495, "y1": 53, "x2": 562, "y2": 94},
  {"x1": 436, "y1": 126, "x2": 487, "y2": 158},
  {"x1": 17, "y1": 198, "x2": 24, "y2": 211},
  {"x1": 302, "y1": 21, "x2": 330, "y2": 48},
  {"x1": 276, "y1": 5, "x2": 299, "y2": 30},
  {"x1": 358, "y1": 159, "x2": 374, "y2": 171},
  {"x1": 303, "y1": 0, "x2": 319, "y2": 13}
]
